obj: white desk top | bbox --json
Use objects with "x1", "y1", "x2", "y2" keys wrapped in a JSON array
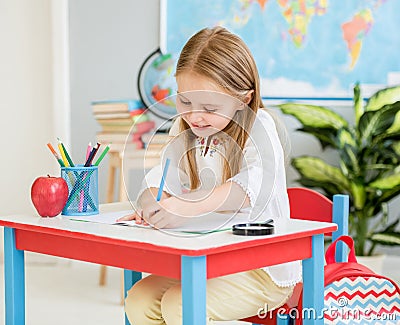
[{"x1": 0, "y1": 202, "x2": 336, "y2": 253}]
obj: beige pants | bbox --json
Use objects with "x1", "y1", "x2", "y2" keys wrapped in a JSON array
[{"x1": 124, "y1": 269, "x2": 294, "y2": 325}]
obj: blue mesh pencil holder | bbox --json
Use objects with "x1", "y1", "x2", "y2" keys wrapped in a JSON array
[{"x1": 61, "y1": 165, "x2": 99, "y2": 216}]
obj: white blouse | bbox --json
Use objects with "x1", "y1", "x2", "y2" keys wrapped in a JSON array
[{"x1": 137, "y1": 109, "x2": 302, "y2": 287}]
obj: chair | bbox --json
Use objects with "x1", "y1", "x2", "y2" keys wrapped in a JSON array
[
  {"x1": 122, "y1": 187, "x2": 349, "y2": 325},
  {"x1": 239, "y1": 187, "x2": 349, "y2": 325}
]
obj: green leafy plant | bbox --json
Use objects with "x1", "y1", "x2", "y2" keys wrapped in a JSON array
[{"x1": 278, "y1": 84, "x2": 400, "y2": 256}]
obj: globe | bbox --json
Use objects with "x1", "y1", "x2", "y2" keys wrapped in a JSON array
[{"x1": 137, "y1": 48, "x2": 177, "y2": 120}]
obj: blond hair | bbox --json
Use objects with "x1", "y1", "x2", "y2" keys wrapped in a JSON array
[{"x1": 176, "y1": 26, "x2": 264, "y2": 190}]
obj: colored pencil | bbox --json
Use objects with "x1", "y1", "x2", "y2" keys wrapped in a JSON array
[
  {"x1": 65, "y1": 143, "x2": 111, "y2": 211},
  {"x1": 58, "y1": 138, "x2": 75, "y2": 167},
  {"x1": 84, "y1": 143, "x2": 98, "y2": 167},
  {"x1": 86, "y1": 142, "x2": 92, "y2": 161},
  {"x1": 58, "y1": 142, "x2": 69, "y2": 167},
  {"x1": 84, "y1": 148, "x2": 95, "y2": 167},
  {"x1": 81, "y1": 143, "x2": 98, "y2": 211},
  {"x1": 47, "y1": 143, "x2": 65, "y2": 167},
  {"x1": 156, "y1": 158, "x2": 170, "y2": 201},
  {"x1": 94, "y1": 143, "x2": 111, "y2": 166}
]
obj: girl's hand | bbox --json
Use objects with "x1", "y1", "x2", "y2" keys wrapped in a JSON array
[
  {"x1": 143, "y1": 196, "x2": 197, "y2": 229},
  {"x1": 119, "y1": 188, "x2": 170, "y2": 226},
  {"x1": 148, "y1": 210, "x2": 188, "y2": 229},
  {"x1": 117, "y1": 210, "x2": 148, "y2": 225}
]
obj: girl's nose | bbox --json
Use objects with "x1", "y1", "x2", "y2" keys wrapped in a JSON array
[{"x1": 188, "y1": 111, "x2": 203, "y2": 122}]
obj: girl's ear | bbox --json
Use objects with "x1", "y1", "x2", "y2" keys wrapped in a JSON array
[
  {"x1": 244, "y1": 90, "x2": 254, "y2": 105},
  {"x1": 237, "y1": 90, "x2": 254, "y2": 110}
]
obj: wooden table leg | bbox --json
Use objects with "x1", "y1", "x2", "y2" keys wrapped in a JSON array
[
  {"x1": 119, "y1": 152, "x2": 129, "y2": 202},
  {"x1": 120, "y1": 269, "x2": 124, "y2": 305},
  {"x1": 99, "y1": 265, "x2": 108, "y2": 287},
  {"x1": 106, "y1": 152, "x2": 118, "y2": 203}
]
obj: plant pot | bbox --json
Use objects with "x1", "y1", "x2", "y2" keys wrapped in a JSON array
[{"x1": 356, "y1": 254, "x2": 386, "y2": 274}]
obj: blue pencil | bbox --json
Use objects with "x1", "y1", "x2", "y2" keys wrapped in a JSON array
[{"x1": 156, "y1": 158, "x2": 170, "y2": 201}]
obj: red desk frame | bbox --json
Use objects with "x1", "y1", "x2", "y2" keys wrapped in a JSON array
[{"x1": 1, "y1": 208, "x2": 336, "y2": 325}]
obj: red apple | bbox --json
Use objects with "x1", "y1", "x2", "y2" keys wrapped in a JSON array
[{"x1": 31, "y1": 175, "x2": 69, "y2": 217}]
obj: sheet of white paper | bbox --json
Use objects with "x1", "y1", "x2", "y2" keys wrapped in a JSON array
[
  {"x1": 64, "y1": 210, "x2": 252, "y2": 233},
  {"x1": 65, "y1": 210, "x2": 133, "y2": 224}
]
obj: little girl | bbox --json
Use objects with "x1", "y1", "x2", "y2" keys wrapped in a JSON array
[{"x1": 120, "y1": 26, "x2": 301, "y2": 324}]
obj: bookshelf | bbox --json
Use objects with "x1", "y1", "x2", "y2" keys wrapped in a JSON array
[{"x1": 105, "y1": 145, "x2": 161, "y2": 203}]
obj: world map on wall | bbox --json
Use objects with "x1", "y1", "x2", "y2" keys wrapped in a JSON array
[{"x1": 162, "y1": 0, "x2": 400, "y2": 98}]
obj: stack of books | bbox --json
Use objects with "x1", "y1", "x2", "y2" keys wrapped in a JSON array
[
  {"x1": 141, "y1": 132, "x2": 171, "y2": 153},
  {"x1": 92, "y1": 99, "x2": 156, "y2": 151}
]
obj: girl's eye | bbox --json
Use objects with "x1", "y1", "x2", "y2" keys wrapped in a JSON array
[
  {"x1": 179, "y1": 97, "x2": 191, "y2": 106},
  {"x1": 203, "y1": 107, "x2": 216, "y2": 113}
]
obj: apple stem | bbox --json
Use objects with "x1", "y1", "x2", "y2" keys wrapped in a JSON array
[{"x1": 47, "y1": 174, "x2": 51, "y2": 178}]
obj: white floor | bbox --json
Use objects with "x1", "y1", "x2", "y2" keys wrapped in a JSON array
[
  {"x1": 0, "y1": 252, "x2": 248, "y2": 325},
  {"x1": 0, "y1": 251, "x2": 398, "y2": 325}
]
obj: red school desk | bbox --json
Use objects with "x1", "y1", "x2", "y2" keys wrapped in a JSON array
[{"x1": 1, "y1": 202, "x2": 336, "y2": 325}]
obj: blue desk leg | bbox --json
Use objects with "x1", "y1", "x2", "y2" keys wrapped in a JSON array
[
  {"x1": 181, "y1": 255, "x2": 206, "y2": 325},
  {"x1": 302, "y1": 234, "x2": 324, "y2": 325},
  {"x1": 123, "y1": 270, "x2": 142, "y2": 325},
  {"x1": 332, "y1": 194, "x2": 349, "y2": 262},
  {"x1": 4, "y1": 227, "x2": 25, "y2": 325}
]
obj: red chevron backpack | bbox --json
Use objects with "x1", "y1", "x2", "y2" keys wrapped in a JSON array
[{"x1": 323, "y1": 235, "x2": 400, "y2": 324}]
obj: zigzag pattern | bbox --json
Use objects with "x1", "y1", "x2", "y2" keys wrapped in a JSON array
[
  {"x1": 324, "y1": 277, "x2": 400, "y2": 324},
  {"x1": 324, "y1": 305, "x2": 399, "y2": 323},
  {"x1": 324, "y1": 307, "x2": 400, "y2": 319},
  {"x1": 325, "y1": 318, "x2": 399, "y2": 325},
  {"x1": 326, "y1": 288, "x2": 397, "y2": 301},
  {"x1": 327, "y1": 277, "x2": 396, "y2": 291},
  {"x1": 325, "y1": 295, "x2": 400, "y2": 311}
]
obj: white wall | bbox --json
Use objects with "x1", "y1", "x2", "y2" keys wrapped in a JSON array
[
  {"x1": 68, "y1": 1, "x2": 399, "y2": 255},
  {"x1": 0, "y1": 0, "x2": 58, "y2": 215},
  {"x1": 67, "y1": 1, "x2": 358, "y2": 201},
  {"x1": 69, "y1": 0, "x2": 159, "y2": 202}
]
